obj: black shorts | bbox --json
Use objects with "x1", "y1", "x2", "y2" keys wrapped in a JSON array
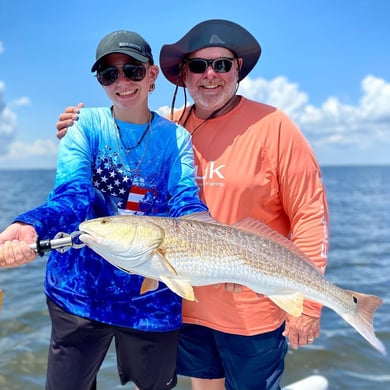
[
  {"x1": 46, "y1": 299, "x2": 179, "y2": 390},
  {"x1": 177, "y1": 323, "x2": 288, "y2": 390}
]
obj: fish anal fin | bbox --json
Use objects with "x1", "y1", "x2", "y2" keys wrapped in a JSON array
[
  {"x1": 268, "y1": 292, "x2": 304, "y2": 317},
  {"x1": 140, "y1": 278, "x2": 159, "y2": 295},
  {"x1": 160, "y1": 276, "x2": 196, "y2": 302}
]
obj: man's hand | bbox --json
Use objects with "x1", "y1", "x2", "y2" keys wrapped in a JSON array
[
  {"x1": 56, "y1": 102, "x2": 84, "y2": 139},
  {"x1": 0, "y1": 223, "x2": 38, "y2": 267},
  {"x1": 283, "y1": 313, "x2": 320, "y2": 349}
]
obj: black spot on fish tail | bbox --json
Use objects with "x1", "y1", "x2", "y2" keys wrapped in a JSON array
[{"x1": 342, "y1": 289, "x2": 386, "y2": 355}]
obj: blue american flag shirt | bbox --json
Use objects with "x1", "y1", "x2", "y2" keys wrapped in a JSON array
[{"x1": 15, "y1": 107, "x2": 207, "y2": 330}]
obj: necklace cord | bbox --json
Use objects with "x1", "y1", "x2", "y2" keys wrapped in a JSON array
[
  {"x1": 111, "y1": 106, "x2": 152, "y2": 152},
  {"x1": 111, "y1": 106, "x2": 152, "y2": 174}
]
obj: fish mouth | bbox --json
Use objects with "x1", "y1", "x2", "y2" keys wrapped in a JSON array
[
  {"x1": 78, "y1": 230, "x2": 100, "y2": 246},
  {"x1": 78, "y1": 229, "x2": 133, "y2": 256}
]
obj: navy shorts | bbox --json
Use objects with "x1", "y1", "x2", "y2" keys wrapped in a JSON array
[
  {"x1": 46, "y1": 299, "x2": 179, "y2": 390},
  {"x1": 177, "y1": 323, "x2": 288, "y2": 390}
]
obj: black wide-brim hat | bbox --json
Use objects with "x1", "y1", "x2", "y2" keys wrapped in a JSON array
[{"x1": 160, "y1": 19, "x2": 261, "y2": 87}]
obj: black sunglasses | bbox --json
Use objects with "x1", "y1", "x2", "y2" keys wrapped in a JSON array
[
  {"x1": 96, "y1": 63, "x2": 147, "y2": 86},
  {"x1": 185, "y1": 57, "x2": 235, "y2": 74}
]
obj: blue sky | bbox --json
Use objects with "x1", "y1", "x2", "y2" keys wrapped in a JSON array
[{"x1": 0, "y1": 0, "x2": 389, "y2": 169}]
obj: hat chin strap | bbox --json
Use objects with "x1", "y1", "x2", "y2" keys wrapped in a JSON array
[{"x1": 169, "y1": 70, "x2": 187, "y2": 123}]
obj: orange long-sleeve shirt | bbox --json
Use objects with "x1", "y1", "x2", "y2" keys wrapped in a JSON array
[{"x1": 175, "y1": 96, "x2": 329, "y2": 335}]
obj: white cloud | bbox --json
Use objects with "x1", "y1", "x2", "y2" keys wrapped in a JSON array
[
  {"x1": 157, "y1": 105, "x2": 171, "y2": 118},
  {"x1": 0, "y1": 105, "x2": 17, "y2": 136},
  {"x1": 239, "y1": 76, "x2": 308, "y2": 118},
  {"x1": 0, "y1": 139, "x2": 59, "y2": 169},
  {"x1": 5, "y1": 139, "x2": 58, "y2": 158},
  {"x1": 238, "y1": 75, "x2": 390, "y2": 151},
  {"x1": 0, "y1": 82, "x2": 18, "y2": 153},
  {"x1": 10, "y1": 96, "x2": 31, "y2": 107},
  {"x1": 0, "y1": 82, "x2": 33, "y2": 156},
  {"x1": 157, "y1": 104, "x2": 186, "y2": 120},
  {"x1": 360, "y1": 75, "x2": 390, "y2": 119}
]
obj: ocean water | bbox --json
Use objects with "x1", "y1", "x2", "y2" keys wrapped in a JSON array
[{"x1": 0, "y1": 166, "x2": 389, "y2": 390}]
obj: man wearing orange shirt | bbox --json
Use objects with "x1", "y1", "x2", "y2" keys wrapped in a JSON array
[
  {"x1": 159, "y1": 19, "x2": 329, "y2": 390},
  {"x1": 56, "y1": 19, "x2": 329, "y2": 390}
]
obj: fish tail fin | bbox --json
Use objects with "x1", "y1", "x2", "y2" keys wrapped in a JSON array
[{"x1": 341, "y1": 290, "x2": 386, "y2": 355}]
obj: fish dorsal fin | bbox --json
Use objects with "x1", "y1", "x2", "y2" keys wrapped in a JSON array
[
  {"x1": 180, "y1": 211, "x2": 221, "y2": 225},
  {"x1": 140, "y1": 278, "x2": 160, "y2": 294},
  {"x1": 233, "y1": 218, "x2": 321, "y2": 272},
  {"x1": 268, "y1": 292, "x2": 304, "y2": 317},
  {"x1": 160, "y1": 276, "x2": 196, "y2": 301}
]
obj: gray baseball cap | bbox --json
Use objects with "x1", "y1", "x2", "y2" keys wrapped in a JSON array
[{"x1": 91, "y1": 30, "x2": 154, "y2": 72}]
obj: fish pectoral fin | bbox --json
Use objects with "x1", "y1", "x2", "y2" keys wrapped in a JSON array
[
  {"x1": 156, "y1": 250, "x2": 179, "y2": 276},
  {"x1": 160, "y1": 276, "x2": 196, "y2": 302},
  {"x1": 268, "y1": 293, "x2": 304, "y2": 317},
  {"x1": 140, "y1": 278, "x2": 160, "y2": 294}
]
